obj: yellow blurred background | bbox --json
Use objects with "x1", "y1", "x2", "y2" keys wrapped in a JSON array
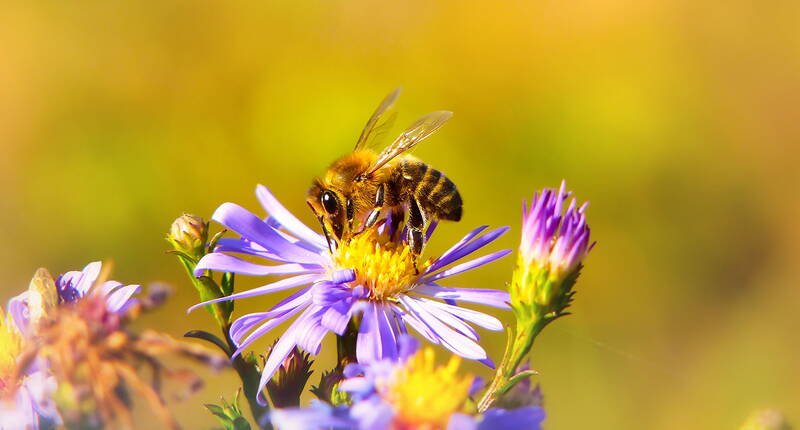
[{"x1": 1, "y1": 0, "x2": 798, "y2": 428}]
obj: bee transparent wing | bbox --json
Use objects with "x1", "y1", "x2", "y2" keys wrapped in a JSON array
[
  {"x1": 366, "y1": 110, "x2": 453, "y2": 176},
  {"x1": 354, "y1": 87, "x2": 402, "y2": 151},
  {"x1": 27, "y1": 268, "x2": 58, "y2": 326}
]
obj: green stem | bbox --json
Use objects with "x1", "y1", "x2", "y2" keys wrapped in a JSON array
[
  {"x1": 221, "y1": 323, "x2": 272, "y2": 430},
  {"x1": 477, "y1": 316, "x2": 549, "y2": 412}
]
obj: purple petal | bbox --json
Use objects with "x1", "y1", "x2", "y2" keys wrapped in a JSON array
[
  {"x1": 421, "y1": 299, "x2": 504, "y2": 331},
  {"x1": 74, "y1": 261, "x2": 102, "y2": 296},
  {"x1": 399, "y1": 296, "x2": 487, "y2": 360},
  {"x1": 350, "y1": 396, "x2": 395, "y2": 430},
  {"x1": 414, "y1": 299, "x2": 479, "y2": 341},
  {"x1": 257, "y1": 309, "x2": 317, "y2": 405},
  {"x1": 412, "y1": 285, "x2": 511, "y2": 309},
  {"x1": 101, "y1": 282, "x2": 141, "y2": 313},
  {"x1": 429, "y1": 227, "x2": 509, "y2": 273},
  {"x1": 356, "y1": 303, "x2": 381, "y2": 363},
  {"x1": 422, "y1": 249, "x2": 511, "y2": 283},
  {"x1": 431, "y1": 226, "x2": 489, "y2": 272},
  {"x1": 8, "y1": 292, "x2": 31, "y2": 334},
  {"x1": 448, "y1": 413, "x2": 478, "y2": 430},
  {"x1": 211, "y1": 203, "x2": 326, "y2": 264},
  {"x1": 194, "y1": 253, "x2": 323, "y2": 277},
  {"x1": 375, "y1": 304, "x2": 398, "y2": 361},
  {"x1": 230, "y1": 287, "x2": 313, "y2": 345},
  {"x1": 338, "y1": 376, "x2": 371, "y2": 394},
  {"x1": 187, "y1": 274, "x2": 321, "y2": 313},
  {"x1": 269, "y1": 404, "x2": 354, "y2": 430},
  {"x1": 214, "y1": 238, "x2": 290, "y2": 263},
  {"x1": 294, "y1": 307, "x2": 330, "y2": 354},
  {"x1": 392, "y1": 303, "x2": 440, "y2": 345},
  {"x1": 232, "y1": 302, "x2": 308, "y2": 357},
  {"x1": 478, "y1": 407, "x2": 545, "y2": 430},
  {"x1": 256, "y1": 185, "x2": 328, "y2": 251}
]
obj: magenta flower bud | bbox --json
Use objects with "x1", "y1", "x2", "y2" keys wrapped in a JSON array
[{"x1": 512, "y1": 181, "x2": 594, "y2": 320}]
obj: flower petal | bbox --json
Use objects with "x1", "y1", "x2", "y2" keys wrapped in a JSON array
[
  {"x1": 74, "y1": 261, "x2": 102, "y2": 296},
  {"x1": 429, "y1": 227, "x2": 509, "y2": 272},
  {"x1": 187, "y1": 274, "x2": 321, "y2": 313},
  {"x1": 101, "y1": 282, "x2": 141, "y2": 313},
  {"x1": 412, "y1": 298, "x2": 479, "y2": 341},
  {"x1": 194, "y1": 253, "x2": 323, "y2": 277},
  {"x1": 256, "y1": 185, "x2": 328, "y2": 251},
  {"x1": 422, "y1": 249, "x2": 511, "y2": 283},
  {"x1": 412, "y1": 285, "x2": 511, "y2": 309},
  {"x1": 399, "y1": 296, "x2": 487, "y2": 360},
  {"x1": 212, "y1": 202, "x2": 326, "y2": 264},
  {"x1": 421, "y1": 300, "x2": 504, "y2": 331},
  {"x1": 356, "y1": 303, "x2": 381, "y2": 363}
]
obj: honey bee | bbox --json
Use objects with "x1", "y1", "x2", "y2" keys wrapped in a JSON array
[{"x1": 307, "y1": 88, "x2": 463, "y2": 256}]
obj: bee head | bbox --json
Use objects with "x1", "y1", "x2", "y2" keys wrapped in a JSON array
[{"x1": 307, "y1": 179, "x2": 355, "y2": 246}]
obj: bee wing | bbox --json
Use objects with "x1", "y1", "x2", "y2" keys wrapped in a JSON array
[
  {"x1": 27, "y1": 268, "x2": 58, "y2": 325},
  {"x1": 354, "y1": 87, "x2": 401, "y2": 151},
  {"x1": 366, "y1": 110, "x2": 453, "y2": 176}
]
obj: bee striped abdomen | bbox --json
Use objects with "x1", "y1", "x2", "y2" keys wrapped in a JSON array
[{"x1": 400, "y1": 159, "x2": 463, "y2": 222}]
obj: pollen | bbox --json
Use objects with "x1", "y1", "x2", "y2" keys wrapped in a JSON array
[
  {"x1": 332, "y1": 228, "x2": 429, "y2": 301},
  {"x1": 382, "y1": 348, "x2": 473, "y2": 429}
]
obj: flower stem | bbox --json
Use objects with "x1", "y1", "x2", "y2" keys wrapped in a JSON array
[
  {"x1": 221, "y1": 323, "x2": 272, "y2": 429},
  {"x1": 477, "y1": 316, "x2": 549, "y2": 412}
]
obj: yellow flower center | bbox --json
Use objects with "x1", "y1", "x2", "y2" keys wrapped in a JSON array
[
  {"x1": 332, "y1": 228, "x2": 429, "y2": 301},
  {"x1": 0, "y1": 307, "x2": 23, "y2": 393},
  {"x1": 382, "y1": 348, "x2": 473, "y2": 429}
]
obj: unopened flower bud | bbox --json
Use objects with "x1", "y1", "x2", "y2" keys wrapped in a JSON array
[
  {"x1": 511, "y1": 181, "x2": 594, "y2": 321},
  {"x1": 168, "y1": 214, "x2": 208, "y2": 261},
  {"x1": 310, "y1": 369, "x2": 346, "y2": 405},
  {"x1": 266, "y1": 346, "x2": 313, "y2": 408}
]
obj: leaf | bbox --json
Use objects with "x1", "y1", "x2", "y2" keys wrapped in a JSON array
[{"x1": 184, "y1": 330, "x2": 232, "y2": 356}]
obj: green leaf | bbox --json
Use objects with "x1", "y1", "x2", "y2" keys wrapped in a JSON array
[{"x1": 185, "y1": 330, "x2": 232, "y2": 355}]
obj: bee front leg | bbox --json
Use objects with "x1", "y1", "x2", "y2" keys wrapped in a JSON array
[
  {"x1": 407, "y1": 198, "x2": 426, "y2": 273},
  {"x1": 362, "y1": 183, "x2": 385, "y2": 230}
]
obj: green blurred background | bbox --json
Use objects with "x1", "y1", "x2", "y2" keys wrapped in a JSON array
[{"x1": 1, "y1": 0, "x2": 798, "y2": 428}]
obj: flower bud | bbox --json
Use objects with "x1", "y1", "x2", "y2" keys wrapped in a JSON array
[
  {"x1": 310, "y1": 369, "x2": 346, "y2": 405},
  {"x1": 266, "y1": 346, "x2": 314, "y2": 408},
  {"x1": 168, "y1": 214, "x2": 208, "y2": 261},
  {"x1": 511, "y1": 181, "x2": 594, "y2": 321}
]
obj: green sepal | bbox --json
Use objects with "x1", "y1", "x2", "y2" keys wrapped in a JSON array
[{"x1": 204, "y1": 389, "x2": 252, "y2": 430}]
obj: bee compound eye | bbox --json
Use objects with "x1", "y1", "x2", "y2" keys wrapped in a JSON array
[{"x1": 321, "y1": 191, "x2": 339, "y2": 215}]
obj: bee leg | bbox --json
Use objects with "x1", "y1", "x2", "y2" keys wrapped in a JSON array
[
  {"x1": 407, "y1": 198, "x2": 426, "y2": 274},
  {"x1": 362, "y1": 183, "x2": 386, "y2": 230}
]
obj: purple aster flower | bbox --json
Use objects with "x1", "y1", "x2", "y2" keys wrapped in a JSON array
[
  {"x1": 8, "y1": 262, "x2": 140, "y2": 334},
  {"x1": 190, "y1": 185, "x2": 512, "y2": 404},
  {"x1": 270, "y1": 336, "x2": 545, "y2": 430}
]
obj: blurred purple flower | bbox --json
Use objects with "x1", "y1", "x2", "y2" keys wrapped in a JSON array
[
  {"x1": 270, "y1": 336, "x2": 545, "y2": 430},
  {"x1": 8, "y1": 262, "x2": 140, "y2": 334},
  {"x1": 190, "y1": 185, "x2": 512, "y2": 405}
]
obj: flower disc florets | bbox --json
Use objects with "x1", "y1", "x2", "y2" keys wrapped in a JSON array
[
  {"x1": 332, "y1": 228, "x2": 430, "y2": 301},
  {"x1": 381, "y1": 348, "x2": 472, "y2": 429}
]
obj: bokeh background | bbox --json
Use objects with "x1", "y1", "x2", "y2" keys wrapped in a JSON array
[{"x1": 1, "y1": 0, "x2": 799, "y2": 428}]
